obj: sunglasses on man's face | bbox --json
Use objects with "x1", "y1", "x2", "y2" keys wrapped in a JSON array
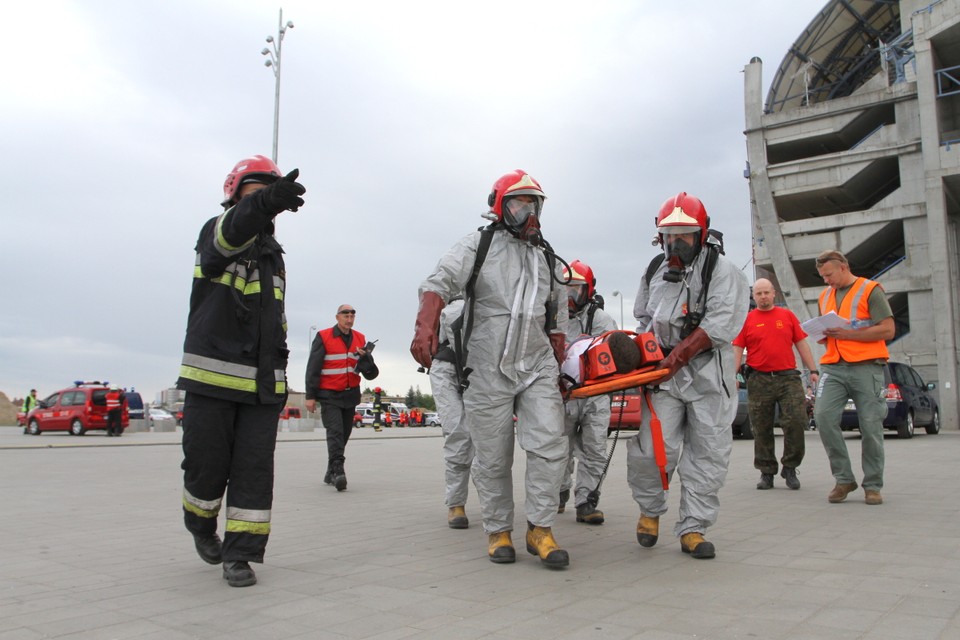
[{"x1": 339, "y1": 310, "x2": 356, "y2": 315}]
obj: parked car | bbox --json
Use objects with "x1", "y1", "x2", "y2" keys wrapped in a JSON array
[
  {"x1": 23, "y1": 381, "x2": 129, "y2": 436},
  {"x1": 148, "y1": 407, "x2": 175, "y2": 424},
  {"x1": 126, "y1": 391, "x2": 144, "y2": 420},
  {"x1": 354, "y1": 407, "x2": 376, "y2": 426},
  {"x1": 278, "y1": 406, "x2": 301, "y2": 420},
  {"x1": 423, "y1": 412, "x2": 441, "y2": 426},
  {"x1": 840, "y1": 361, "x2": 939, "y2": 438}
]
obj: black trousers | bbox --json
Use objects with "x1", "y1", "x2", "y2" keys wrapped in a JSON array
[
  {"x1": 320, "y1": 403, "x2": 355, "y2": 465},
  {"x1": 106, "y1": 409, "x2": 123, "y2": 436},
  {"x1": 181, "y1": 393, "x2": 280, "y2": 563}
]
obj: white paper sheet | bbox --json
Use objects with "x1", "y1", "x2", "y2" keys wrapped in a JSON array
[{"x1": 800, "y1": 311, "x2": 849, "y2": 342}]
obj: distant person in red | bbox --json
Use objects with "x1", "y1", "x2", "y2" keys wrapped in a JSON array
[
  {"x1": 105, "y1": 385, "x2": 126, "y2": 437},
  {"x1": 399, "y1": 411, "x2": 409, "y2": 427},
  {"x1": 305, "y1": 304, "x2": 379, "y2": 492}
]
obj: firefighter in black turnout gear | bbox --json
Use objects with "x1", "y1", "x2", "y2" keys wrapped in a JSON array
[{"x1": 177, "y1": 154, "x2": 306, "y2": 588}]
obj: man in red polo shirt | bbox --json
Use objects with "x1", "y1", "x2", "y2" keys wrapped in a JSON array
[{"x1": 733, "y1": 279, "x2": 819, "y2": 491}]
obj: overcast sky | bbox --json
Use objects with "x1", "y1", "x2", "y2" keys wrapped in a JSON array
[{"x1": 2, "y1": 0, "x2": 826, "y2": 406}]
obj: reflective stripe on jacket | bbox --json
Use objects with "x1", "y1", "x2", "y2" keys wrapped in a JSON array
[
  {"x1": 317, "y1": 327, "x2": 366, "y2": 392},
  {"x1": 177, "y1": 199, "x2": 289, "y2": 404},
  {"x1": 818, "y1": 277, "x2": 890, "y2": 363}
]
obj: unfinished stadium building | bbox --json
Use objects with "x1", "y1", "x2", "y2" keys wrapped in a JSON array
[{"x1": 743, "y1": 0, "x2": 960, "y2": 430}]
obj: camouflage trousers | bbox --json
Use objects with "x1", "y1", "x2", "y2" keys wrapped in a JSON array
[{"x1": 746, "y1": 373, "x2": 806, "y2": 473}]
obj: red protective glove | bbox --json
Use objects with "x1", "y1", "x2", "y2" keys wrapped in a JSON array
[
  {"x1": 410, "y1": 291, "x2": 445, "y2": 368},
  {"x1": 549, "y1": 332, "x2": 565, "y2": 365},
  {"x1": 659, "y1": 327, "x2": 712, "y2": 382}
]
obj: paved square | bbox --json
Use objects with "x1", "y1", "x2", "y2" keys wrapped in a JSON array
[{"x1": 1, "y1": 424, "x2": 957, "y2": 639}]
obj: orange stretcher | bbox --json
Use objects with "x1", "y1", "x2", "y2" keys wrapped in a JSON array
[{"x1": 566, "y1": 365, "x2": 672, "y2": 490}]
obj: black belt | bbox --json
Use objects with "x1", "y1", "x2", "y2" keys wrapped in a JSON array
[{"x1": 751, "y1": 369, "x2": 799, "y2": 377}]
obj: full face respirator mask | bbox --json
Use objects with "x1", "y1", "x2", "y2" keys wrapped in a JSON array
[
  {"x1": 503, "y1": 197, "x2": 543, "y2": 246},
  {"x1": 659, "y1": 230, "x2": 701, "y2": 282}
]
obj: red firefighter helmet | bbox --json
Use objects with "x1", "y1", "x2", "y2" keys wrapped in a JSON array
[
  {"x1": 222, "y1": 155, "x2": 282, "y2": 206},
  {"x1": 655, "y1": 192, "x2": 710, "y2": 245},
  {"x1": 374, "y1": 387, "x2": 382, "y2": 394},
  {"x1": 563, "y1": 259, "x2": 596, "y2": 299},
  {"x1": 486, "y1": 169, "x2": 546, "y2": 222}
]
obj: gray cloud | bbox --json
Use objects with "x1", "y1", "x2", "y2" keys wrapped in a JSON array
[{"x1": 0, "y1": 0, "x2": 824, "y2": 403}]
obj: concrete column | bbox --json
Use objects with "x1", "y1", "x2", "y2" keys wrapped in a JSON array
[{"x1": 912, "y1": 10, "x2": 960, "y2": 430}]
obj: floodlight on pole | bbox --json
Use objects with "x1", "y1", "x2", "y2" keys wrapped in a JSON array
[
  {"x1": 261, "y1": 8, "x2": 294, "y2": 163},
  {"x1": 611, "y1": 290, "x2": 624, "y2": 329}
]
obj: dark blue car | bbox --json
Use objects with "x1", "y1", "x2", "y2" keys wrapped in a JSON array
[{"x1": 840, "y1": 361, "x2": 939, "y2": 438}]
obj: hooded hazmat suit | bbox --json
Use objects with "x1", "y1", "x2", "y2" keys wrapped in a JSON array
[
  {"x1": 562, "y1": 305, "x2": 618, "y2": 510},
  {"x1": 628, "y1": 240, "x2": 749, "y2": 538},
  {"x1": 428, "y1": 298, "x2": 475, "y2": 509},
  {"x1": 418, "y1": 228, "x2": 569, "y2": 534}
]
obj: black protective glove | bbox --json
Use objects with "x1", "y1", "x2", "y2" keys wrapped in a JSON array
[{"x1": 257, "y1": 168, "x2": 306, "y2": 214}]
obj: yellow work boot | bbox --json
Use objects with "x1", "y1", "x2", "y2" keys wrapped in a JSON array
[
  {"x1": 680, "y1": 532, "x2": 716, "y2": 559},
  {"x1": 636, "y1": 514, "x2": 660, "y2": 548},
  {"x1": 488, "y1": 531, "x2": 515, "y2": 564},
  {"x1": 525, "y1": 522, "x2": 569, "y2": 568},
  {"x1": 447, "y1": 506, "x2": 469, "y2": 529}
]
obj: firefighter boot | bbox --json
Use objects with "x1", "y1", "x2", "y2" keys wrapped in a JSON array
[
  {"x1": 680, "y1": 532, "x2": 716, "y2": 559},
  {"x1": 488, "y1": 531, "x2": 515, "y2": 564},
  {"x1": 575, "y1": 503, "x2": 605, "y2": 525},
  {"x1": 222, "y1": 561, "x2": 257, "y2": 587},
  {"x1": 447, "y1": 506, "x2": 469, "y2": 529},
  {"x1": 558, "y1": 489, "x2": 569, "y2": 514},
  {"x1": 323, "y1": 468, "x2": 333, "y2": 485},
  {"x1": 526, "y1": 522, "x2": 569, "y2": 568},
  {"x1": 331, "y1": 461, "x2": 347, "y2": 492},
  {"x1": 193, "y1": 532, "x2": 223, "y2": 565},
  {"x1": 636, "y1": 514, "x2": 660, "y2": 548}
]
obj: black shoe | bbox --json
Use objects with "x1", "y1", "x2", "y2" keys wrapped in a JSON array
[
  {"x1": 332, "y1": 463, "x2": 347, "y2": 492},
  {"x1": 756, "y1": 473, "x2": 774, "y2": 490},
  {"x1": 222, "y1": 561, "x2": 257, "y2": 587},
  {"x1": 193, "y1": 533, "x2": 223, "y2": 565},
  {"x1": 558, "y1": 489, "x2": 569, "y2": 514},
  {"x1": 323, "y1": 469, "x2": 333, "y2": 485},
  {"x1": 781, "y1": 466, "x2": 801, "y2": 490},
  {"x1": 575, "y1": 503, "x2": 605, "y2": 524}
]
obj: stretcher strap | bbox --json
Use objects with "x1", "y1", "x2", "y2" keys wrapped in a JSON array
[{"x1": 644, "y1": 390, "x2": 669, "y2": 490}]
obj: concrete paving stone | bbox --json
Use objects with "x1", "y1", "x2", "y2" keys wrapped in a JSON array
[{"x1": 1, "y1": 427, "x2": 959, "y2": 639}]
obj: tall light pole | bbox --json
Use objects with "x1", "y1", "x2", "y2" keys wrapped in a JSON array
[
  {"x1": 261, "y1": 9, "x2": 294, "y2": 163},
  {"x1": 308, "y1": 325, "x2": 317, "y2": 352},
  {"x1": 611, "y1": 291, "x2": 624, "y2": 329}
]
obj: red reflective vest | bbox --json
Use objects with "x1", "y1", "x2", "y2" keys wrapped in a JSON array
[
  {"x1": 317, "y1": 327, "x2": 366, "y2": 392},
  {"x1": 106, "y1": 390, "x2": 121, "y2": 411}
]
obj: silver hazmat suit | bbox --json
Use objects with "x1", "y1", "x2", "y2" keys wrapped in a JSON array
[
  {"x1": 628, "y1": 243, "x2": 749, "y2": 537},
  {"x1": 562, "y1": 306, "x2": 618, "y2": 507},
  {"x1": 419, "y1": 228, "x2": 569, "y2": 534},
  {"x1": 428, "y1": 298, "x2": 475, "y2": 508}
]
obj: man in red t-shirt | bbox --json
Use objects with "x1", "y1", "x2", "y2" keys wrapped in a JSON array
[{"x1": 733, "y1": 279, "x2": 820, "y2": 491}]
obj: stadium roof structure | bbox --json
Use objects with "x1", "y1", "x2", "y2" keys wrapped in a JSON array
[{"x1": 765, "y1": 0, "x2": 903, "y2": 113}]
